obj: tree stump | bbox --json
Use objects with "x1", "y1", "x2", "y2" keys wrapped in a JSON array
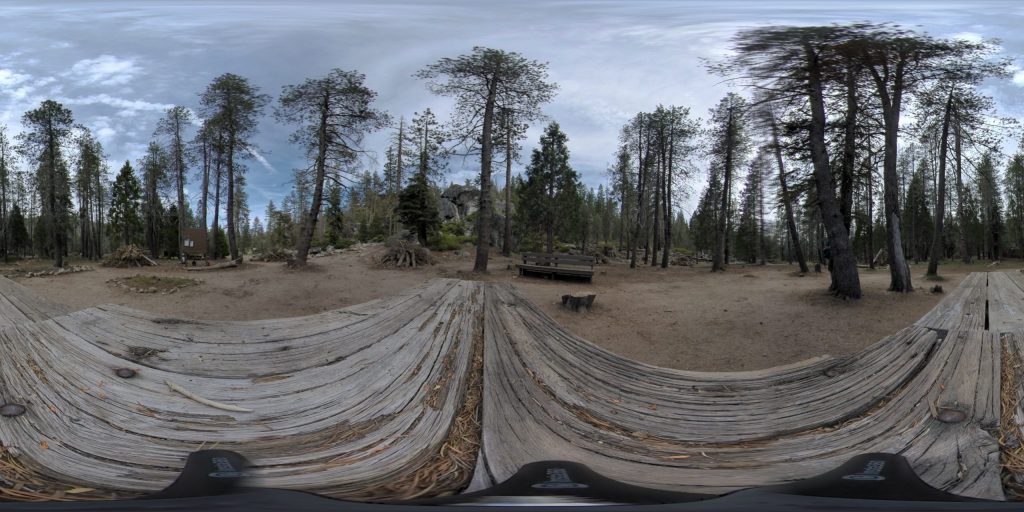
[{"x1": 561, "y1": 293, "x2": 596, "y2": 312}]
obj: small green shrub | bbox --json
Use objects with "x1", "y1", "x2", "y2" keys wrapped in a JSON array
[{"x1": 428, "y1": 232, "x2": 474, "y2": 251}]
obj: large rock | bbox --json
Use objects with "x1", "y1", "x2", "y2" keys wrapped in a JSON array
[{"x1": 440, "y1": 184, "x2": 480, "y2": 221}]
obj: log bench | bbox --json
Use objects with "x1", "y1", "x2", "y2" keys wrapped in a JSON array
[{"x1": 517, "y1": 252, "x2": 595, "y2": 282}]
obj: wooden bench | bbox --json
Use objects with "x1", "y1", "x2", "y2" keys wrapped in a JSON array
[{"x1": 517, "y1": 252, "x2": 595, "y2": 282}]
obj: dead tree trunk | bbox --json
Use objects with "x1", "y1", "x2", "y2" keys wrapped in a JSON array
[
  {"x1": 805, "y1": 44, "x2": 860, "y2": 298},
  {"x1": 712, "y1": 108, "x2": 734, "y2": 272},
  {"x1": 926, "y1": 91, "x2": 953, "y2": 277}
]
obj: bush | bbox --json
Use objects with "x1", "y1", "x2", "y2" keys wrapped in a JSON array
[
  {"x1": 335, "y1": 238, "x2": 356, "y2": 250},
  {"x1": 428, "y1": 232, "x2": 472, "y2": 251},
  {"x1": 213, "y1": 227, "x2": 229, "y2": 258},
  {"x1": 439, "y1": 219, "x2": 471, "y2": 237}
]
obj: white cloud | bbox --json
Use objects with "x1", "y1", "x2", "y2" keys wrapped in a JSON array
[
  {"x1": 0, "y1": 68, "x2": 30, "y2": 87},
  {"x1": 1013, "y1": 70, "x2": 1024, "y2": 86},
  {"x1": 62, "y1": 93, "x2": 173, "y2": 113},
  {"x1": 247, "y1": 148, "x2": 277, "y2": 174},
  {"x1": 66, "y1": 55, "x2": 140, "y2": 86},
  {"x1": 952, "y1": 31, "x2": 983, "y2": 43}
]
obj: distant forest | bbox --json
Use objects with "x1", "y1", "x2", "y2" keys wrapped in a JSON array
[{"x1": 1, "y1": 23, "x2": 1021, "y2": 298}]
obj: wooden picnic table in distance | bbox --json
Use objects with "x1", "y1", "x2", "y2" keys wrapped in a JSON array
[{"x1": 517, "y1": 252, "x2": 595, "y2": 282}]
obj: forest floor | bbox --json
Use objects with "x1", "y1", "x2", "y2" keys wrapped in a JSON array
[{"x1": 3, "y1": 245, "x2": 1009, "y2": 372}]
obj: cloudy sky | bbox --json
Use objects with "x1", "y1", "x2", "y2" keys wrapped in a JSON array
[{"x1": 2, "y1": 0, "x2": 1024, "y2": 220}]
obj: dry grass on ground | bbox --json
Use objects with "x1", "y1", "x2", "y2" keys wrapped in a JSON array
[{"x1": 4, "y1": 246, "x2": 1007, "y2": 371}]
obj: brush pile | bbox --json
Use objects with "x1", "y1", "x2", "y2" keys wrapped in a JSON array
[
  {"x1": 103, "y1": 245, "x2": 157, "y2": 267},
  {"x1": 380, "y1": 241, "x2": 435, "y2": 268},
  {"x1": 24, "y1": 265, "x2": 94, "y2": 278},
  {"x1": 252, "y1": 248, "x2": 292, "y2": 262}
]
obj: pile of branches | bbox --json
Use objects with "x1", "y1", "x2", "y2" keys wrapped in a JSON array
[
  {"x1": 103, "y1": 245, "x2": 157, "y2": 267},
  {"x1": 669, "y1": 253, "x2": 698, "y2": 266},
  {"x1": 24, "y1": 265, "x2": 94, "y2": 278},
  {"x1": 252, "y1": 248, "x2": 292, "y2": 262},
  {"x1": 380, "y1": 241, "x2": 435, "y2": 268}
]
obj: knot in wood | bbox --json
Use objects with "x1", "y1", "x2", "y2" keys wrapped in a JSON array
[
  {"x1": 0, "y1": 403, "x2": 26, "y2": 417},
  {"x1": 115, "y1": 368, "x2": 137, "y2": 379},
  {"x1": 935, "y1": 407, "x2": 967, "y2": 424}
]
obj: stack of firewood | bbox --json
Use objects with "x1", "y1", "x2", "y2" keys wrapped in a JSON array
[
  {"x1": 103, "y1": 245, "x2": 157, "y2": 267},
  {"x1": 380, "y1": 241, "x2": 435, "y2": 268}
]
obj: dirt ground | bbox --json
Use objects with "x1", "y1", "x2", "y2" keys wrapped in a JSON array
[{"x1": 4, "y1": 246, "x2": 1009, "y2": 372}]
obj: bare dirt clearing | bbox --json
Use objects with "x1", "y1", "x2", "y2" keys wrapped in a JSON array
[{"x1": 5, "y1": 246, "x2": 1002, "y2": 371}]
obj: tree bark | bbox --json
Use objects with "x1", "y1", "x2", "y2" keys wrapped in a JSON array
[
  {"x1": 174, "y1": 115, "x2": 186, "y2": 259},
  {"x1": 226, "y1": 124, "x2": 239, "y2": 261},
  {"x1": 712, "y1": 107, "x2": 733, "y2": 272},
  {"x1": 661, "y1": 120, "x2": 674, "y2": 269},
  {"x1": 295, "y1": 91, "x2": 330, "y2": 266},
  {"x1": 867, "y1": 154, "x2": 875, "y2": 269},
  {"x1": 502, "y1": 112, "x2": 513, "y2": 256},
  {"x1": 473, "y1": 76, "x2": 499, "y2": 272},
  {"x1": 48, "y1": 121, "x2": 63, "y2": 268},
  {"x1": 840, "y1": 64, "x2": 858, "y2": 233},
  {"x1": 211, "y1": 151, "x2": 222, "y2": 260},
  {"x1": 805, "y1": 44, "x2": 860, "y2": 298},
  {"x1": 770, "y1": 113, "x2": 808, "y2": 274},
  {"x1": 200, "y1": 134, "x2": 211, "y2": 259},
  {"x1": 955, "y1": 122, "x2": 969, "y2": 263},
  {"x1": 650, "y1": 148, "x2": 661, "y2": 267},
  {"x1": 629, "y1": 115, "x2": 646, "y2": 269},
  {"x1": 926, "y1": 91, "x2": 953, "y2": 277},
  {"x1": 870, "y1": 60, "x2": 912, "y2": 292}
]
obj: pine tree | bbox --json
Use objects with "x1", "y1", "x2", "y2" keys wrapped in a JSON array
[
  {"x1": 977, "y1": 152, "x2": 1003, "y2": 259},
  {"x1": 276, "y1": 69, "x2": 388, "y2": 265},
  {"x1": 517, "y1": 122, "x2": 581, "y2": 253},
  {"x1": 140, "y1": 142, "x2": 167, "y2": 257},
  {"x1": 1004, "y1": 152, "x2": 1024, "y2": 257},
  {"x1": 7, "y1": 204, "x2": 28, "y2": 257},
  {"x1": 108, "y1": 161, "x2": 142, "y2": 247},
  {"x1": 902, "y1": 166, "x2": 932, "y2": 262},
  {"x1": 706, "y1": 93, "x2": 749, "y2": 271},
  {"x1": 397, "y1": 171, "x2": 439, "y2": 246},
  {"x1": 200, "y1": 73, "x2": 269, "y2": 261},
  {"x1": 18, "y1": 100, "x2": 74, "y2": 267},
  {"x1": 417, "y1": 47, "x2": 558, "y2": 272},
  {"x1": 324, "y1": 184, "x2": 344, "y2": 245}
]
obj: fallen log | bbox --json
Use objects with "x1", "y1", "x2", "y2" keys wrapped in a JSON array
[{"x1": 186, "y1": 258, "x2": 240, "y2": 271}]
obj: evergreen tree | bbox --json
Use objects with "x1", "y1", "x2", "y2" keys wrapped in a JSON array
[
  {"x1": 978, "y1": 152, "x2": 1003, "y2": 259},
  {"x1": 517, "y1": 122, "x2": 581, "y2": 253},
  {"x1": 275, "y1": 69, "x2": 388, "y2": 265},
  {"x1": 1005, "y1": 152, "x2": 1024, "y2": 257},
  {"x1": 902, "y1": 166, "x2": 932, "y2": 262},
  {"x1": 108, "y1": 161, "x2": 143, "y2": 247},
  {"x1": 7, "y1": 204, "x2": 28, "y2": 256},
  {"x1": 397, "y1": 171, "x2": 439, "y2": 246},
  {"x1": 417, "y1": 47, "x2": 558, "y2": 272},
  {"x1": 140, "y1": 142, "x2": 168, "y2": 257},
  {"x1": 736, "y1": 156, "x2": 766, "y2": 263},
  {"x1": 706, "y1": 93, "x2": 749, "y2": 272},
  {"x1": 18, "y1": 100, "x2": 74, "y2": 267},
  {"x1": 200, "y1": 73, "x2": 269, "y2": 261},
  {"x1": 324, "y1": 184, "x2": 345, "y2": 245},
  {"x1": 690, "y1": 171, "x2": 721, "y2": 255}
]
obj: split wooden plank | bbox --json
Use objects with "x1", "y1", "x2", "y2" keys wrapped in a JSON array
[
  {"x1": 0, "y1": 279, "x2": 482, "y2": 498},
  {"x1": 478, "y1": 283, "x2": 1003, "y2": 499},
  {"x1": 485, "y1": 283, "x2": 938, "y2": 443},
  {"x1": 0, "y1": 277, "x2": 72, "y2": 328},
  {"x1": 916, "y1": 272, "x2": 987, "y2": 332}
]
